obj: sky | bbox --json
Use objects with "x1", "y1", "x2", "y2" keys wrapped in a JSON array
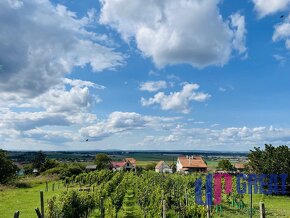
[{"x1": 1, "y1": 0, "x2": 290, "y2": 151}]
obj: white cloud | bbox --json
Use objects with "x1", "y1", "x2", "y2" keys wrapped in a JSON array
[
  {"x1": 230, "y1": 13, "x2": 247, "y2": 55},
  {"x1": 273, "y1": 54, "x2": 287, "y2": 64},
  {"x1": 252, "y1": 0, "x2": 290, "y2": 17},
  {"x1": 80, "y1": 111, "x2": 179, "y2": 140},
  {"x1": 0, "y1": 0, "x2": 124, "y2": 97},
  {"x1": 63, "y1": 78, "x2": 106, "y2": 89},
  {"x1": 273, "y1": 16, "x2": 290, "y2": 50},
  {"x1": 23, "y1": 128, "x2": 77, "y2": 143},
  {"x1": 139, "y1": 81, "x2": 167, "y2": 92},
  {"x1": 141, "y1": 83, "x2": 210, "y2": 113},
  {"x1": 100, "y1": 0, "x2": 247, "y2": 68}
]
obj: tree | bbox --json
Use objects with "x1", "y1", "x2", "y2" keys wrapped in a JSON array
[
  {"x1": 32, "y1": 151, "x2": 46, "y2": 171},
  {"x1": 95, "y1": 153, "x2": 112, "y2": 170},
  {"x1": 217, "y1": 159, "x2": 233, "y2": 171},
  {"x1": 248, "y1": 144, "x2": 290, "y2": 194},
  {"x1": 248, "y1": 144, "x2": 290, "y2": 175},
  {"x1": 0, "y1": 150, "x2": 18, "y2": 184}
]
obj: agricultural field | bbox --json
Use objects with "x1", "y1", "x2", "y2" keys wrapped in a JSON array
[{"x1": 0, "y1": 172, "x2": 289, "y2": 218}]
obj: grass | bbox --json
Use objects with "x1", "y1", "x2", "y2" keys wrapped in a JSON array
[
  {"x1": 0, "y1": 177, "x2": 65, "y2": 218},
  {"x1": 212, "y1": 194, "x2": 290, "y2": 218}
]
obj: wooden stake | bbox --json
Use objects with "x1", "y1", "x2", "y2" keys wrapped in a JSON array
[
  {"x1": 14, "y1": 211, "x2": 20, "y2": 218},
  {"x1": 162, "y1": 200, "x2": 166, "y2": 218},
  {"x1": 35, "y1": 208, "x2": 42, "y2": 218},
  {"x1": 40, "y1": 191, "x2": 44, "y2": 218},
  {"x1": 100, "y1": 197, "x2": 105, "y2": 218},
  {"x1": 259, "y1": 202, "x2": 266, "y2": 218}
]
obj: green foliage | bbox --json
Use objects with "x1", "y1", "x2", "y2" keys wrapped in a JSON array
[
  {"x1": 0, "y1": 149, "x2": 18, "y2": 184},
  {"x1": 46, "y1": 190, "x2": 96, "y2": 218},
  {"x1": 32, "y1": 151, "x2": 46, "y2": 171},
  {"x1": 119, "y1": 189, "x2": 142, "y2": 218},
  {"x1": 43, "y1": 163, "x2": 85, "y2": 179},
  {"x1": 248, "y1": 144, "x2": 290, "y2": 176},
  {"x1": 217, "y1": 159, "x2": 233, "y2": 171},
  {"x1": 95, "y1": 153, "x2": 112, "y2": 170},
  {"x1": 42, "y1": 159, "x2": 59, "y2": 172},
  {"x1": 248, "y1": 144, "x2": 290, "y2": 195},
  {"x1": 144, "y1": 162, "x2": 156, "y2": 171}
]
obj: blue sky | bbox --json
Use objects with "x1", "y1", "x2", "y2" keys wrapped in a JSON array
[{"x1": 1, "y1": 0, "x2": 290, "y2": 151}]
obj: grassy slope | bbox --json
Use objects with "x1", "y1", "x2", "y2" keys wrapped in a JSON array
[{"x1": 0, "y1": 179, "x2": 65, "y2": 218}]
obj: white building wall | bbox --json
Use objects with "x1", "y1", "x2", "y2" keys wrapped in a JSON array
[{"x1": 176, "y1": 159, "x2": 183, "y2": 172}]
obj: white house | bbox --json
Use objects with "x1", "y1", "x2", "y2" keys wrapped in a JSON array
[
  {"x1": 155, "y1": 161, "x2": 173, "y2": 173},
  {"x1": 112, "y1": 158, "x2": 137, "y2": 172},
  {"x1": 176, "y1": 156, "x2": 207, "y2": 173}
]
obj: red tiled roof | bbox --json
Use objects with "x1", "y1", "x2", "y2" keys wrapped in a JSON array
[
  {"x1": 112, "y1": 161, "x2": 125, "y2": 168},
  {"x1": 178, "y1": 156, "x2": 207, "y2": 168}
]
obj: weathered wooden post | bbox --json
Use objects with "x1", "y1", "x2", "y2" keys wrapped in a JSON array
[
  {"x1": 35, "y1": 208, "x2": 42, "y2": 218},
  {"x1": 206, "y1": 193, "x2": 211, "y2": 218},
  {"x1": 14, "y1": 211, "x2": 20, "y2": 218},
  {"x1": 259, "y1": 202, "x2": 266, "y2": 218},
  {"x1": 206, "y1": 205, "x2": 211, "y2": 218},
  {"x1": 40, "y1": 191, "x2": 44, "y2": 218},
  {"x1": 185, "y1": 189, "x2": 188, "y2": 206},
  {"x1": 100, "y1": 197, "x2": 105, "y2": 218},
  {"x1": 162, "y1": 199, "x2": 166, "y2": 218}
]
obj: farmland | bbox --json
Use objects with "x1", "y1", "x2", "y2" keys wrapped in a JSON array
[{"x1": 0, "y1": 172, "x2": 289, "y2": 218}]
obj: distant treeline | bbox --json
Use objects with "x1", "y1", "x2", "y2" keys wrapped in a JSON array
[{"x1": 7, "y1": 150, "x2": 248, "y2": 162}]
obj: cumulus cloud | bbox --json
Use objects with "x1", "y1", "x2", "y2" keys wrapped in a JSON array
[
  {"x1": 100, "y1": 0, "x2": 247, "y2": 68},
  {"x1": 139, "y1": 81, "x2": 167, "y2": 92},
  {"x1": 23, "y1": 128, "x2": 77, "y2": 143},
  {"x1": 252, "y1": 0, "x2": 290, "y2": 17},
  {"x1": 141, "y1": 83, "x2": 210, "y2": 113},
  {"x1": 80, "y1": 111, "x2": 179, "y2": 140},
  {"x1": 0, "y1": 0, "x2": 124, "y2": 97}
]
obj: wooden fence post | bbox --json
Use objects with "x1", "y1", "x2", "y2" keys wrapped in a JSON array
[
  {"x1": 14, "y1": 211, "x2": 20, "y2": 218},
  {"x1": 40, "y1": 191, "x2": 44, "y2": 218},
  {"x1": 162, "y1": 199, "x2": 166, "y2": 218},
  {"x1": 35, "y1": 208, "x2": 42, "y2": 218},
  {"x1": 206, "y1": 205, "x2": 211, "y2": 218},
  {"x1": 259, "y1": 202, "x2": 266, "y2": 218},
  {"x1": 100, "y1": 197, "x2": 105, "y2": 218},
  {"x1": 45, "y1": 182, "x2": 48, "y2": 192}
]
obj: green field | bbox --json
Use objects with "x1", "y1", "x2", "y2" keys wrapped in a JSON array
[{"x1": 0, "y1": 178, "x2": 65, "y2": 218}]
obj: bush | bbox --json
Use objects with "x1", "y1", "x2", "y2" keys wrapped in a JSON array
[
  {"x1": 0, "y1": 149, "x2": 18, "y2": 184},
  {"x1": 46, "y1": 190, "x2": 96, "y2": 218}
]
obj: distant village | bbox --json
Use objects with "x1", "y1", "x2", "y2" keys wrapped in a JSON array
[{"x1": 85, "y1": 155, "x2": 245, "y2": 174}]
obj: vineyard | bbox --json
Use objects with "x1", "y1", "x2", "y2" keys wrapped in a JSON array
[{"x1": 45, "y1": 170, "x2": 255, "y2": 218}]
